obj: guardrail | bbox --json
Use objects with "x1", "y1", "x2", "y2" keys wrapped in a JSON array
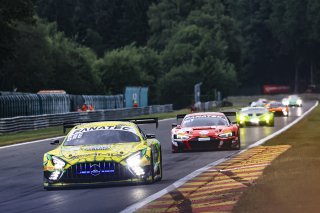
[
  {"x1": 0, "y1": 93, "x2": 124, "y2": 118},
  {"x1": 0, "y1": 104, "x2": 173, "y2": 133}
]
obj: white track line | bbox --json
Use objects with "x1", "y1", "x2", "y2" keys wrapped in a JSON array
[
  {"x1": 0, "y1": 118, "x2": 175, "y2": 150},
  {"x1": 120, "y1": 101, "x2": 318, "y2": 213},
  {"x1": 0, "y1": 136, "x2": 64, "y2": 150}
]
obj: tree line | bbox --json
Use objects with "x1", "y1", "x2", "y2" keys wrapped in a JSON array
[{"x1": 1, "y1": 0, "x2": 320, "y2": 108}]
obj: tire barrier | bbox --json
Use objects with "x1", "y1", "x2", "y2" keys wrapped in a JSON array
[{"x1": 0, "y1": 104, "x2": 173, "y2": 133}]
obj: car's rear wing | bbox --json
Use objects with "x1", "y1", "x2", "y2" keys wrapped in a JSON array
[
  {"x1": 222, "y1": 111, "x2": 237, "y2": 117},
  {"x1": 176, "y1": 114, "x2": 187, "y2": 120},
  {"x1": 63, "y1": 117, "x2": 159, "y2": 134}
]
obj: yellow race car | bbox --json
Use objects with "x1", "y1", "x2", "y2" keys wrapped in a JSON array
[{"x1": 43, "y1": 118, "x2": 162, "y2": 189}]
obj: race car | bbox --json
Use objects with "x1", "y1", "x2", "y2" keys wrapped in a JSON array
[
  {"x1": 282, "y1": 95, "x2": 302, "y2": 107},
  {"x1": 250, "y1": 98, "x2": 268, "y2": 107},
  {"x1": 236, "y1": 107, "x2": 274, "y2": 127},
  {"x1": 265, "y1": 101, "x2": 289, "y2": 116},
  {"x1": 43, "y1": 118, "x2": 162, "y2": 189},
  {"x1": 171, "y1": 112, "x2": 240, "y2": 152}
]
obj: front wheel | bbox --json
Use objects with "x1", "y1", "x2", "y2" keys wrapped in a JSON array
[
  {"x1": 267, "y1": 121, "x2": 274, "y2": 127},
  {"x1": 157, "y1": 148, "x2": 163, "y2": 181},
  {"x1": 230, "y1": 133, "x2": 241, "y2": 150},
  {"x1": 144, "y1": 151, "x2": 155, "y2": 184}
]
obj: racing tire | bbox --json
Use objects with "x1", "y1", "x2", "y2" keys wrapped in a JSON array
[
  {"x1": 267, "y1": 121, "x2": 274, "y2": 127},
  {"x1": 157, "y1": 148, "x2": 163, "y2": 181},
  {"x1": 230, "y1": 131, "x2": 241, "y2": 150},
  {"x1": 145, "y1": 150, "x2": 155, "y2": 184}
]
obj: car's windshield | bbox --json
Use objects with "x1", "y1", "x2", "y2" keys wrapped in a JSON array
[
  {"x1": 242, "y1": 108, "x2": 267, "y2": 114},
  {"x1": 182, "y1": 116, "x2": 228, "y2": 127},
  {"x1": 64, "y1": 128, "x2": 141, "y2": 146},
  {"x1": 289, "y1": 95, "x2": 298, "y2": 99}
]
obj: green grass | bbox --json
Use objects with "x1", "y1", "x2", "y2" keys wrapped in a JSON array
[
  {"x1": 233, "y1": 106, "x2": 320, "y2": 213},
  {"x1": 0, "y1": 126, "x2": 64, "y2": 147},
  {"x1": 0, "y1": 108, "x2": 191, "y2": 147}
]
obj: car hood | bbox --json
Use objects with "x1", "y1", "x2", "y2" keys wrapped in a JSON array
[{"x1": 49, "y1": 142, "x2": 146, "y2": 164}]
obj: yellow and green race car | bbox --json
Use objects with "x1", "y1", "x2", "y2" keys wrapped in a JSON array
[
  {"x1": 43, "y1": 118, "x2": 162, "y2": 189},
  {"x1": 236, "y1": 107, "x2": 274, "y2": 127}
]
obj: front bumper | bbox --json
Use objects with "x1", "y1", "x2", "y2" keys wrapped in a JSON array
[
  {"x1": 172, "y1": 137, "x2": 239, "y2": 152},
  {"x1": 44, "y1": 162, "x2": 152, "y2": 188}
]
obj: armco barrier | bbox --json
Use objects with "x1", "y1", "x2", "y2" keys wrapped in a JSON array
[
  {"x1": 0, "y1": 104, "x2": 173, "y2": 133},
  {"x1": 0, "y1": 93, "x2": 124, "y2": 118}
]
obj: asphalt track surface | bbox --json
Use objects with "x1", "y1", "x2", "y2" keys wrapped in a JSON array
[{"x1": 0, "y1": 101, "x2": 316, "y2": 213}]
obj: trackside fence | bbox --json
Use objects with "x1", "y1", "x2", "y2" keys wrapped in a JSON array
[
  {"x1": 0, "y1": 104, "x2": 173, "y2": 133},
  {"x1": 0, "y1": 94, "x2": 123, "y2": 118}
]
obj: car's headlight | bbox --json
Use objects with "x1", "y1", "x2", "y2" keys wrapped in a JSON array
[
  {"x1": 239, "y1": 115, "x2": 246, "y2": 121},
  {"x1": 52, "y1": 156, "x2": 66, "y2": 170},
  {"x1": 219, "y1": 132, "x2": 233, "y2": 138},
  {"x1": 126, "y1": 152, "x2": 145, "y2": 176},
  {"x1": 264, "y1": 114, "x2": 270, "y2": 121},
  {"x1": 176, "y1": 134, "x2": 190, "y2": 140},
  {"x1": 282, "y1": 99, "x2": 289, "y2": 105},
  {"x1": 126, "y1": 152, "x2": 141, "y2": 167},
  {"x1": 297, "y1": 99, "x2": 302, "y2": 105}
]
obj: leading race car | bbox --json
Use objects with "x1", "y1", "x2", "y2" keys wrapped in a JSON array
[
  {"x1": 171, "y1": 112, "x2": 240, "y2": 152},
  {"x1": 236, "y1": 107, "x2": 274, "y2": 127},
  {"x1": 265, "y1": 101, "x2": 289, "y2": 116},
  {"x1": 43, "y1": 118, "x2": 162, "y2": 189}
]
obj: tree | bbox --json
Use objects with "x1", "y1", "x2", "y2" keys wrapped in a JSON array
[
  {"x1": 36, "y1": 0, "x2": 156, "y2": 55},
  {"x1": 0, "y1": 19, "x2": 103, "y2": 94},
  {"x1": 147, "y1": 0, "x2": 202, "y2": 50},
  {"x1": 0, "y1": 0, "x2": 35, "y2": 75},
  {"x1": 94, "y1": 45, "x2": 160, "y2": 95},
  {"x1": 156, "y1": 0, "x2": 238, "y2": 107}
]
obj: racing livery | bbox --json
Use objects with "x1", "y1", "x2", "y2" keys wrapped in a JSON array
[
  {"x1": 43, "y1": 119, "x2": 162, "y2": 189},
  {"x1": 282, "y1": 95, "x2": 302, "y2": 107},
  {"x1": 236, "y1": 107, "x2": 274, "y2": 127},
  {"x1": 171, "y1": 112, "x2": 240, "y2": 152},
  {"x1": 265, "y1": 101, "x2": 289, "y2": 116}
]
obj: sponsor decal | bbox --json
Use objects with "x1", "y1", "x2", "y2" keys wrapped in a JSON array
[
  {"x1": 82, "y1": 145, "x2": 112, "y2": 151},
  {"x1": 199, "y1": 130, "x2": 209, "y2": 135},
  {"x1": 90, "y1": 164, "x2": 101, "y2": 176}
]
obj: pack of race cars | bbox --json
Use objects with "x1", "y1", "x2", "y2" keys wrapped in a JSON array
[{"x1": 43, "y1": 95, "x2": 302, "y2": 189}]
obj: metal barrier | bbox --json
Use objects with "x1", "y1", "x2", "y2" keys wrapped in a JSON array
[
  {"x1": 0, "y1": 104, "x2": 173, "y2": 133},
  {"x1": 0, "y1": 94, "x2": 124, "y2": 118}
]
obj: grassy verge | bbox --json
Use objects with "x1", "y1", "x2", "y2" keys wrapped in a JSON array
[
  {"x1": 0, "y1": 108, "x2": 191, "y2": 147},
  {"x1": 233, "y1": 106, "x2": 320, "y2": 213},
  {"x1": 0, "y1": 126, "x2": 64, "y2": 147}
]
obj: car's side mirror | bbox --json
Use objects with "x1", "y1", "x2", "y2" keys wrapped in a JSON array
[
  {"x1": 172, "y1": 124, "x2": 181, "y2": 129},
  {"x1": 50, "y1": 139, "x2": 60, "y2": 145},
  {"x1": 146, "y1": 134, "x2": 156, "y2": 139},
  {"x1": 232, "y1": 121, "x2": 237, "y2": 125}
]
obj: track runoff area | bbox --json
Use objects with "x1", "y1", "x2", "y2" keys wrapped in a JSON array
[{"x1": 0, "y1": 101, "x2": 317, "y2": 213}]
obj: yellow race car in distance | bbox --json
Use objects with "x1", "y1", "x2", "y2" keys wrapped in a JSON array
[{"x1": 43, "y1": 118, "x2": 162, "y2": 189}]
